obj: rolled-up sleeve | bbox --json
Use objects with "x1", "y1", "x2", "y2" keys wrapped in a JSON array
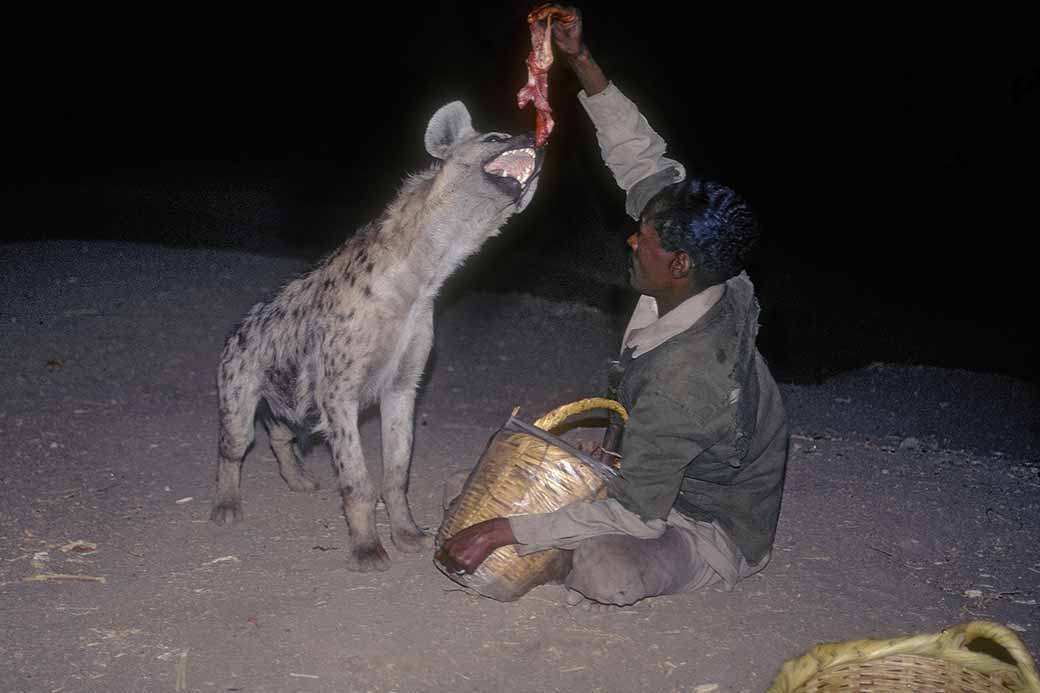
[
  {"x1": 578, "y1": 83, "x2": 686, "y2": 219},
  {"x1": 509, "y1": 498, "x2": 666, "y2": 555}
]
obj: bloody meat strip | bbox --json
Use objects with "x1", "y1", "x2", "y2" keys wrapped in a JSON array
[{"x1": 517, "y1": 6, "x2": 575, "y2": 147}]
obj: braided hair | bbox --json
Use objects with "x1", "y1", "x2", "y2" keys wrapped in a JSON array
[{"x1": 641, "y1": 179, "x2": 760, "y2": 291}]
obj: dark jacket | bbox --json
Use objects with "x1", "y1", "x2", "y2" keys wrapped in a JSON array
[{"x1": 610, "y1": 273, "x2": 789, "y2": 564}]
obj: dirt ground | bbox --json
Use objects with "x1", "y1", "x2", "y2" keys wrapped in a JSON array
[{"x1": 2, "y1": 240, "x2": 1038, "y2": 692}]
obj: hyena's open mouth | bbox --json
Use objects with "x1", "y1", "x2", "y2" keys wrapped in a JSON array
[{"x1": 483, "y1": 143, "x2": 542, "y2": 199}]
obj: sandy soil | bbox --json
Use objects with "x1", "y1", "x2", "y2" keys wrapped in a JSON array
[{"x1": 1, "y1": 240, "x2": 1037, "y2": 692}]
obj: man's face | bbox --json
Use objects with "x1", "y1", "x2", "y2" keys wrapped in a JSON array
[{"x1": 626, "y1": 221, "x2": 676, "y2": 295}]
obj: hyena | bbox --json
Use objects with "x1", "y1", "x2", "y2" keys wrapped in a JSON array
[{"x1": 211, "y1": 101, "x2": 543, "y2": 572}]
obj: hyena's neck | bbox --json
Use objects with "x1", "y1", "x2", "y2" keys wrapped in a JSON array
[
  {"x1": 421, "y1": 202, "x2": 510, "y2": 277},
  {"x1": 376, "y1": 172, "x2": 513, "y2": 293}
]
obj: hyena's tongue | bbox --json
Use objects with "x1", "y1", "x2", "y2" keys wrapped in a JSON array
[{"x1": 484, "y1": 148, "x2": 536, "y2": 186}]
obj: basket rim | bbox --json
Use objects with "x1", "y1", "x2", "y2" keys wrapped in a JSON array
[
  {"x1": 530, "y1": 397, "x2": 629, "y2": 431},
  {"x1": 504, "y1": 415, "x2": 618, "y2": 483}
]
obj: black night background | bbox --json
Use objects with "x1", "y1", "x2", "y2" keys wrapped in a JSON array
[{"x1": 5, "y1": 4, "x2": 1036, "y2": 384}]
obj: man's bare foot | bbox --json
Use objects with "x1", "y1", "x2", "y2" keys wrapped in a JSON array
[{"x1": 562, "y1": 587, "x2": 632, "y2": 613}]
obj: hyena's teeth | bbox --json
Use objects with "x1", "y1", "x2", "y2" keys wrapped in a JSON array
[
  {"x1": 484, "y1": 148, "x2": 537, "y2": 186},
  {"x1": 519, "y1": 160, "x2": 534, "y2": 185}
]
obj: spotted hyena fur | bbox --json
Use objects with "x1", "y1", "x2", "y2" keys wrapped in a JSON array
[{"x1": 211, "y1": 101, "x2": 543, "y2": 572}]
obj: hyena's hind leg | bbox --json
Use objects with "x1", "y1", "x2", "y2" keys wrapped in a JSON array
[
  {"x1": 211, "y1": 382, "x2": 261, "y2": 525},
  {"x1": 325, "y1": 397, "x2": 392, "y2": 572},
  {"x1": 265, "y1": 419, "x2": 319, "y2": 492}
]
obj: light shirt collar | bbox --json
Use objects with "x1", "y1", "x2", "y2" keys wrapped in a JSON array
[{"x1": 622, "y1": 284, "x2": 725, "y2": 358}]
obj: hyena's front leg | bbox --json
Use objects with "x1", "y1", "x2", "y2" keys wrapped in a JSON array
[
  {"x1": 381, "y1": 388, "x2": 434, "y2": 553},
  {"x1": 326, "y1": 399, "x2": 391, "y2": 572}
]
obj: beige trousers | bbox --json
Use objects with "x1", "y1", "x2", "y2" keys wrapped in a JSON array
[{"x1": 508, "y1": 499, "x2": 767, "y2": 606}]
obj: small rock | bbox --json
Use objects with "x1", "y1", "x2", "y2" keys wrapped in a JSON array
[
  {"x1": 963, "y1": 589, "x2": 983, "y2": 598},
  {"x1": 31, "y1": 551, "x2": 50, "y2": 572},
  {"x1": 204, "y1": 555, "x2": 240, "y2": 565},
  {"x1": 899, "y1": 437, "x2": 921, "y2": 451},
  {"x1": 60, "y1": 541, "x2": 97, "y2": 554}
]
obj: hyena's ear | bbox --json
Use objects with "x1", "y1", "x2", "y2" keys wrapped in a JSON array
[{"x1": 424, "y1": 101, "x2": 476, "y2": 160}]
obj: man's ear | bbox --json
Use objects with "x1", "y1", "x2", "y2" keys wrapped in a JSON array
[{"x1": 670, "y1": 251, "x2": 692, "y2": 278}]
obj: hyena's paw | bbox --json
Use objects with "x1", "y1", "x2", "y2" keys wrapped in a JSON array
[
  {"x1": 348, "y1": 542, "x2": 392, "y2": 572},
  {"x1": 281, "y1": 468, "x2": 320, "y2": 493},
  {"x1": 392, "y1": 526, "x2": 435, "y2": 554},
  {"x1": 209, "y1": 499, "x2": 243, "y2": 525}
]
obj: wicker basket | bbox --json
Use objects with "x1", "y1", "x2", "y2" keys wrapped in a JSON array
[
  {"x1": 768, "y1": 620, "x2": 1040, "y2": 693},
  {"x1": 434, "y1": 398, "x2": 628, "y2": 601}
]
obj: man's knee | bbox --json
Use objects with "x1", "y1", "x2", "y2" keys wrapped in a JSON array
[
  {"x1": 565, "y1": 529, "x2": 697, "y2": 605},
  {"x1": 565, "y1": 535, "x2": 653, "y2": 606}
]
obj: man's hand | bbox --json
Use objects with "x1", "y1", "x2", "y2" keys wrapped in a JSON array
[
  {"x1": 574, "y1": 438, "x2": 623, "y2": 467},
  {"x1": 529, "y1": 3, "x2": 607, "y2": 96},
  {"x1": 528, "y1": 4, "x2": 583, "y2": 59},
  {"x1": 574, "y1": 438, "x2": 603, "y2": 456},
  {"x1": 436, "y1": 517, "x2": 517, "y2": 575}
]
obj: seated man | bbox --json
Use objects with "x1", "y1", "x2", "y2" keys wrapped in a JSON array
[{"x1": 438, "y1": 5, "x2": 789, "y2": 607}]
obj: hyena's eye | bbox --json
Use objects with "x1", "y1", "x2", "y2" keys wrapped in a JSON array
[{"x1": 483, "y1": 134, "x2": 509, "y2": 143}]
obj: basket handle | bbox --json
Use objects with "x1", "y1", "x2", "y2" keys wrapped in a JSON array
[
  {"x1": 953, "y1": 620, "x2": 1040, "y2": 689},
  {"x1": 531, "y1": 397, "x2": 629, "y2": 433}
]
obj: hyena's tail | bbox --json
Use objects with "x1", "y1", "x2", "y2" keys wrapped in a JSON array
[{"x1": 257, "y1": 400, "x2": 320, "y2": 455}]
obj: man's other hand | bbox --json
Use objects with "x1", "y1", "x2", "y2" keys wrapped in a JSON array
[{"x1": 574, "y1": 439, "x2": 603, "y2": 456}]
